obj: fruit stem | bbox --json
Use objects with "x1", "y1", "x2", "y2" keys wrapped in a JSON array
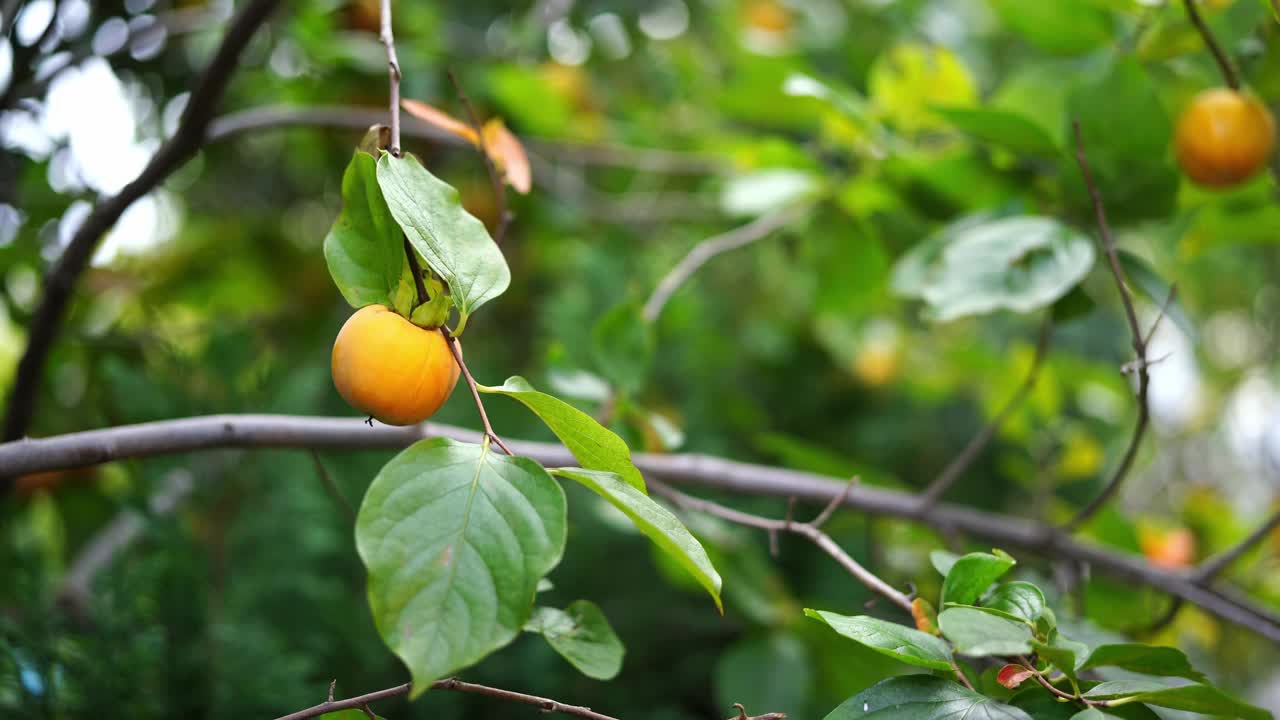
[
  {"x1": 444, "y1": 331, "x2": 513, "y2": 456},
  {"x1": 402, "y1": 236, "x2": 429, "y2": 306}
]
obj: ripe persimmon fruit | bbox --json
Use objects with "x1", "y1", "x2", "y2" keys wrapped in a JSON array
[
  {"x1": 1174, "y1": 88, "x2": 1275, "y2": 188},
  {"x1": 331, "y1": 304, "x2": 460, "y2": 425}
]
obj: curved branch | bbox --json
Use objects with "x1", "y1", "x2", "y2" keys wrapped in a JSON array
[
  {"x1": 642, "y1": 206, "x2": 807, "y2": 323},
  {"x1": 5, "y1": 413, "x2": 1280, "y2": 641},
  {"x1": 918, "y1": 316, "x2": 1052, "y2": 507},
  {"x1": 275, "y1": 678, "x2": 619, "y2": 720},
  {"x1": 1195, "y1": 509, "x2": 1280, "y2": 583},
  {"x1": 1062, "y1": 121, "x2": 1152, "y2": 532},
  {"x1": 1, "y1": 0, "x2": 284, "y2": 446}
]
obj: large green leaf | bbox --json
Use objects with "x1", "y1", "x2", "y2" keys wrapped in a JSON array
[
  {"x1": 524, "y1": 600, "x2": 624, "y2": 680},
  {"x1": 1064, "y1": 60, "x2": 1178, "y2": 223},
  {"x1": 480, "y1": 376, "x2": 645, "y2": 491},
  {"x1": 988, "y1": 0, "x2": 1111, "y2": 55},
  {"x1": 934, "y1": 107, "x2": 1059, "y2": 156},
  {"x1": 323, "y1": 150, "x2": 411, "y2": 311},
  {"x1": 376, "y1": 152, "x2": 511, "y2": 331},
  {"x1": 892, "y1": 216, "x2": 1095, "y2": 321},
  {"x1": 941, "y1": 551, "x2": 1016, "y2": 607},
  {"x1": 1083, "y1": 680, "x2": 1270, "y2": 720},
  {"x1": 1080, "y1": 644, "x2": 1207, "y2": 684},
  {"x1": 804, "y1": 610, "x2": 954, "y2": 671},
  {"x1": 551, "y1": 468, "x2": 721, "y2": 610},
  {"x1": 1010, "y1": 689, "x2": 1160, "y2": 720},
  {"x1": 980, "y1": 582, "x2": 1046, "y2": 625},
  {"x1": 355, "y1": 438, "x2": 567, "y2": 697},
  {"x1": 938, "y1": 608, "x2": 1034, "y2": 657},
  {"x1": 824, "y1": 675, "x2": 1032, "y2": 720}
]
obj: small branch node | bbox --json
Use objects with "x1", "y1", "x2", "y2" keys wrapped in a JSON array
[{"x1": 328, "y1": 679, "x2": 336, "y2": 703}]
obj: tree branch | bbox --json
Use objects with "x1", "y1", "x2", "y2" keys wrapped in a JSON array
[
  {"x1": 275, "y1": 678, "x2": 622, "y2": 720},
  {"x1": 918, "y1": 316, "x2": 1052, "y2": 507},
  {"x1": 378, "y1": 0, "x2": 401, "y2": 156},
  {"x1": 641, "y1": 206, "x2": 807, "y2": 324},
  {"x1": 650, "y1": 477, "x2": 914, "y2": 613},
  {"x1": 1061, "y1": 121, "x2": 1152, "y2": 532},
  {"x1": 8, "y1": 414, "x2": 1280, "y2": 641},
  {"x1": 1, "y1": 0, "x2": 283, "y2": 448},
  {"x1": 1182, "y1": 0, "x2": 1239, "y2": 90},
  {"x1": 1195, "y1": 509, "x2": 1280, "y2": 583}
]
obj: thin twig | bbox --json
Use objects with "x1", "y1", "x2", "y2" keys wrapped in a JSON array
[
  {"x1": 919, "y1": 316, "x2": 1053, "y2": 507},
  {"x1": 1182, "y1": 0, "x2": 1239, "y2": 90},
  {"x1": 641, "y1": 206, "x2": 807, "y2": 323},
  {"x1": 447, "y1": 69, "x2": 512, "y2": 245},
  {"x1": 1195, "y1": 510, "x2": 1280, "y2": 583},
  {"x1": 1017, "y1": 658, "x2": 1086, "y2": 705},
  {"x1": 1131, "y1": 597, "x2": 1185, "y2": 637},
  {"x1": 444, "y1": 333, "x2": 513, "y2": 456},
  {"x1": 14, "y1": 414, "x2": 1280, "y2": 642},
  {"x1": 310, "y1": 451, "x2": 356, "y2": 523},
  {"x1": 403, "y1": 237, "x2": 429, "y2": 305},
  {"x1": 650, "y1": 477, "x2": 913, "y2": 613},
  {"x1": 728, "y1": 703, "x2": 787, "y2": 720},
  {"x1": 274, "y1": 678, "x2": 622, "y2": 720},
  {"x1": 1, "y1": 0, "x2": 283, "y2": 449},
  {"x1": 378, "y1": 0, "x2": 402, "y2": 155},
  {"x1": 1143, "y1": 285, "x2": 1179, "y2": 348},
  {"x1": 1062, "y1": 122, "x2": 1152, "y2": 532}
]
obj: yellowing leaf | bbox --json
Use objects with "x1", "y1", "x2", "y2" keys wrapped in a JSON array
[
  {"x1": 401, "y1": 98, "x2": 478, "y2": 144},
  {"x1": 482, "y1": 118, "x2": 532, "y2": 194}
]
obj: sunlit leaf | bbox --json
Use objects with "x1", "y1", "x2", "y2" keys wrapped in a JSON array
[
  {"x1": 551, "y1": 468, "x2": 721, "y2": 610},
  {"x1": 938, "y1": 608, "x2": 1034, "y2": 657},
  {"x1": 480, "y1": 376, "x2": 644, "y2": 491},
  {"x1": 482, "y1": 118, "x2": 532, "y2": 194},
  {"x1": 376, "y1": 153, "x2": 510, "y2": 331},
  {"x1": 941, "y1": 551, "x2": 1016, "y2": 606},
  {"x1": 804, "y1": 610, "x2": 954, "y2": 671}
]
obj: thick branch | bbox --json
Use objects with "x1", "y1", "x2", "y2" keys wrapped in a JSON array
[
  {"x1": 641, "y1": 206, "x2": 807, "y2": 323},
  {"x1": 276, "y1": 678, "x2": 620, "y2": 720},
  {"x1": 918, "y1": 316, "x2": 1052, "y2": 507},
  {"x1": 7, "y1": 414, "x2": 1280, "y2": 641},
  {"x1": 650, "y1": 478, "x2": 913, "y2": 613},
  {"x1": 1, "y1": 0, "x2": 283, "y2": 446},
  {"x1": 1062, "y1": 122, "x2": 1152, "y2": 532},
  {"x1": 1182, "y1": 0, "x2": 1239, "y2": 90}
]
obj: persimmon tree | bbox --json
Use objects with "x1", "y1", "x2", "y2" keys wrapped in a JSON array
[{"x1": 3, "y1": 1, "x2": 1280, "y2": 719}]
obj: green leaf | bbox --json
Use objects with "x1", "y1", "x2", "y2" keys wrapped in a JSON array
[
  {"x1": 941, "y1": 551, "x2": 1016, "y2": 606},
  {"x1": 804, "y1": 609, "x2": 954, "y2": 671},
  {"x1": 892, "y1": 216, "x2": 1095, "y2": 322},
  {"x1": 591, "y1": 302, "x2": 654, "y2": 394},
  {"x1": 934, "y1": 107, "x2": 1059, "y2": 156},
  {"x1": 938, "y1": 608, "x2": 1034, "y2": 657},
  {"x1": 988, "y1": 0, "x2": 1112, "y2": 55},
  {"x1": 376, "y1": 152, "x2": 510, "y2": 331},
  {"x1": 1083, "y1": 680, "x2": 1270, "y2": 720},
  {"x1": 824, "y1": 675, "x2": 1032, "y2": 720},
  {"x1": 355, "y1": 438, "x2": 567, "y2": 698},
  {"x1": 930, "y1": 550, "x2": 960, "y2": 577},
  {"x1": 981, "y1": 582, "x2": 1046, "y2": 625},
  {"x1": 1031, "y1": 634, "x2": 1089, "y2": 685},
  {"x1": 551, "y1": 468, "x2": 721, "y2": 610},
  {"x1": 480, "y1": 376, "x2": 645, "y2": 491},
  {"x1": 524, "y1": 600, "x2": 624, "y2": 680},
  {"x1": 868, "y1": 44, "x2": 978, "y2": 133},
  {"x1": 1079, "y1": 644, "x2": 1208, "y2": 684},
  {"x1": 1069, "y1": 710, "x2": 1123, "y2": 720},
  {"x1": 1114, "y1": 251, "x2": 1195, "y2": 341},
  {"x1": 324, "y1": 150, "x2": 408, "y2": 309},
  {"x1": 1064, "y1": 60, "x2": 1178, "y2": 224}
]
